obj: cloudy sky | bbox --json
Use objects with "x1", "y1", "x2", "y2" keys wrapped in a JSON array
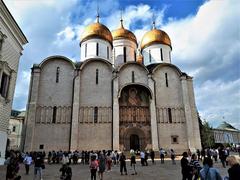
[{"x1": 4, "y1": 0, "x2": 240, "y2": 129}]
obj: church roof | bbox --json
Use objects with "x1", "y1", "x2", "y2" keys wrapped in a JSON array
[{"x1": 216, "y1": 121, "x2": 239, "y2": 132}]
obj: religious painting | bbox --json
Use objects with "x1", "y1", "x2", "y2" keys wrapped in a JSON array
[{"x1": 119, "y1": 85, "x2": 150, "y2": 107}]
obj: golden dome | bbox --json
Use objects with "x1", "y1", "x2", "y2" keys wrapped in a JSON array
[
  {"x1": 80, "y1": 22, "x2": 113, "y2": 45},
  {"x1": 112, "y1": 20, "x2": 137, "y2": 44},
  {"x1": 141, "y1": 29, "x2": 171, "y2": 50}
]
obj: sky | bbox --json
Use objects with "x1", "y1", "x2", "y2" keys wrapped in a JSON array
[{"x1": 4, "y1": 0, "x2": 240, "y2": 129}]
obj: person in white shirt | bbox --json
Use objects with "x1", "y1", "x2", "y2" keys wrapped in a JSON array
[
  {"x1": 23, "y1": 152, "x2": 32, "y2": 175},
  {"x1": 140, "y1": 151, "x2": 145, "y2": 166}
]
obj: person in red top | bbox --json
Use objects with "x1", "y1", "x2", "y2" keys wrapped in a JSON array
[{"x1": 89, "y1": 155, "x2": 99, "y2": 180}]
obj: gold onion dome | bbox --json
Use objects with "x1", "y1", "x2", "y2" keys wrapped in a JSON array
[
  {"x1": 80, "y1": 16, "x2": 113, "y2": 45},
  {"x1": 112, "y1": 19, "x2": 137, "y2": 44},
  {"x1": 140, "y1": 22, "x2": 171, "y2": 50}
]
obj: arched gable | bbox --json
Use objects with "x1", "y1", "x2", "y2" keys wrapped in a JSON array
[
  {"x1": 151, "y1": 63, "x2": 183, "y2": 76},
  {"x1": 39, "y1": 55, "x2": 76, "y2": 69},
  {"x1": 79, "y1": 58, "x2": 113, "y2": 71},
  {"x1": 118, "y1": 61, "x2": 149, "y2": 74}
]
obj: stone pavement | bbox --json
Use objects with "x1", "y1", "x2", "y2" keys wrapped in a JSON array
[{"x1": 0, "y1": 157, "x2": 232, "y2": 180}]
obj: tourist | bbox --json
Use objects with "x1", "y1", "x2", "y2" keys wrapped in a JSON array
[
  {"x1": 200, "y1": 157, "x2": 222, "y2": 180},
  {"x1": 212, "y1": 148, "x2": 218, "y2": 162},
  {"x1": 160, "y1": 148, "x2": 165, "y2": 164},
  {"x1": 47, "y1": 151, "x2": 52, "y2": 164},
  {"x1": 23, "y1": 152, "x2": 32, "y2": 175},
  {"x1": 197, "y1": 149, "x2": 201, "y2": 161},
  {"x1": 89, "y1": 155, "x2": 98, "y2": 180},
  {"x1": 140, "y1": 151, "x2": 145, "y2": 166},
  {"x1": 130, "y1": 149, "x2": 137, "y2": 175},
  {"x1": 219, "y1": 147, "x2": 226, "y2": 168},
  {"x1": 201, "y1": 149, "x2": 206, "y2": 161},
  {"x1": 170, "y1": 149, "x2": 176, "y2": 165},
  {"x1": 98, "y1": 151, "x2": 106, "y2": 180},
  {"x1": 226, "y1": 156, "x2": 240, "y2": 180},
  {"x1": 34, "y1": 152, "x2": 45, "y2": 180},
  {"x1": 105, "y1": 151, "x2": 112, "y2": 171},
  {"x1": 150, "y1": 149, "x2": 155, "y2": 164},
  {"x1": 181, "y1": 152, "x2": 192, "y2": 180},
  {"x1": 5, "y1": 150, "x2": 21, "y2": 180},
  {"x1": 190, "y1": 154, "x2": 202, "y2": 180},
  {"x1": 119, "y1": 152, "x2": 127, "y2": 175},
  {"x1": 145, "y1": 150, "x2": 149, "y2": 166},
  {"x1": 60, "y1": 163, "x2": 72, "y2": 180}
]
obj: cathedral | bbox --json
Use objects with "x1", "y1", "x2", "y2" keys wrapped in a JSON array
[{"x1": 24, "y1": 15, "x2": 202, "y2": 153}]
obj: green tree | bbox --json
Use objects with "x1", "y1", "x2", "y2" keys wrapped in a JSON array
[{"x1": 198, "y1": 115, "x2": 215, "y2": 148}]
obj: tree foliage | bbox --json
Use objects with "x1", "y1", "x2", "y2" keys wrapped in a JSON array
[{"x1": 198, "y1": 115, "x2": 215, "y2": 148}]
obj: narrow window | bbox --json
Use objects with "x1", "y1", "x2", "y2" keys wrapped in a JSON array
[
  {"x1": 171, "y1": 136, "x2": 179, "y2": 144},
  {"x1": 160, "y1": 48, "x2": 163, "y2": 61},
  {"x1": 132, "y1": 71, "x2": 135, "y2": 83},
  {"x1": 107, "y1": 46, "x2": 109, "y2": 59},
  {"x1": 123, "y1": 47, "x2": 126, "y2": 63},
  {"x1": 149, "y1": 50, "x2": 151, "y2": 62},
  {"x1": 0, "y1": 72, "x2": 10, "y2": 98},
  {"x1": 39, "y1": 144, "x2": 44, "y2": 149},
  {"x1": 96, "y1": 43, "x2": 99, "y2": 56},
  {"x1": 94, "y1": 107, "x2": 98, "y2": 123},
  {"x1": 85, "y1": 43, "x2": 87, "y2": 57},
  {"x1": 134, "y1": 51, "x2": 136, "y2": 62},
  {"x1": 56, "y1": 67, "x2": 60, "y2": 83},
  {"x1": 168, "y1": 108, "x2": 172, "y2": 123},
  {"x1": 12, "y1": 126, "x2": 16, "y2": 132},
  {"x1": 169, "y1": 51, "x2": 171, "y2": 62},
  {"x1": 96, "y1": 69, "x2": 99, "y2": 85},
  {"x1": 52, "y1": 106, "x2": 57, "y2": 123},
  {"x1": 165, "y1": 73, "x2": 168, "y2": 87}
]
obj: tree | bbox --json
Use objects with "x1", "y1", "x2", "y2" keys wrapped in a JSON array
[{"x1": 198, "y1": 115, "x2": 215, "y2": 148}]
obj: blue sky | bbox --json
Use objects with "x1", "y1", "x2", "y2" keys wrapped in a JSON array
[{"x1": 4, "y1": 0, "x2": 240, "y2": 129}]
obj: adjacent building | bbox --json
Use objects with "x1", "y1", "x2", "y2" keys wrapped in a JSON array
[
  {"x1": 0, "y1": 1, "x2": 28, "y2": 164},
  {"x1": 7, "y1": 110, "x2": 25, "y2": 151},
  {"x1": 213, "y1": 121, "x2": 240, "y2": 145},
  {"x1": 24, "y1": 15, "x2": 201, "y2": 153}
]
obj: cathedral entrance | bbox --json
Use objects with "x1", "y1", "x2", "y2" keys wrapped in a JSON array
[
  {"x1": 130, "y1": 134, "x2": 139, "y2": 150},
  {"x1": 119, "y1": 84, "x2": 152, "y2": 151}
]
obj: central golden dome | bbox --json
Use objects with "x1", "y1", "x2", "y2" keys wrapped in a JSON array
[
  {"x1": 112, "y1": 20, "x2": 137, "y2": 44},
  {"x1": 80, "y1": 22, "x2": 113, "y2": 45},
  {"x1": 141, "y1": 28, "x2": 171, "y2": 50}
]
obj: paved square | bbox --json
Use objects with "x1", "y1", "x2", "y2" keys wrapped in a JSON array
[{"x1": 0, "y1": 157, "x2": 230, "y2": 180}]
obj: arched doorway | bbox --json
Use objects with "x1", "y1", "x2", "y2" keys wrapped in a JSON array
[
  {"x1": 130, "y1": 134, "x2": 139, "y2": 150},
  {"x1": 119, "y1": 84, "x2": 152, "y2": 151}
]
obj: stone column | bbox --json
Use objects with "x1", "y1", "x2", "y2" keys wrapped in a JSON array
[
  {"x1": 181, "y1": 76, "x2": 194, "y2": 150},
  {"x1": 148, "y1": 75, "x2": 159, "y2": 151},
  {"x1": 24, "y1": 67, "x2": 40, "y2": 151},
  {"x1": 70, "y1": 74, "x2": 80, "y2": 151},
  {"x1": 112, "y1": 74, "x2": 119, "y2": 150}
]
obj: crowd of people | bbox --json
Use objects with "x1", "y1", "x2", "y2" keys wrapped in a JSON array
[{"x1": 4, "y1": 147, "x2": 240, "y2": 180}]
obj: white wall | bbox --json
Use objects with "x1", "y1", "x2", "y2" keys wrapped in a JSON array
[
  {"x1": 113, "y1": 39, "x2": 137, "y2": 66},
  {"x1": 81, "y1": 39, "x2": 112, "y2": 63},
  {"x1": 142, "y1": 44, "x2": 171, "y2": 66}
]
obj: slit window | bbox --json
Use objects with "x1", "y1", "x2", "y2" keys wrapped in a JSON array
[
  {"x1": 132, "y1": 71, "x2": 135, "y2": 83},
  {"x1": 107, "y1": 46, "x2": 109, "y2": 59},
  {"x1": 85, "y1": 43, "x2": 87, "y2": 57},
  {"x1": 168, "y1": 108, "x2": 172, "y2": 123},
  {"x1": 56, "y1": 67, "x2": 60, "y2": 83},
  {"x1": 52, "y1": 106, "x2": 57, "y2": 123},
  {"x1": 96, "y1": 69, "x2": 99, "y2": 84},
  {"x1": 169, "y1": 51, "x2": 171, "y2": 62},
  {"x1": 96, "y1": 43, "x2": 99, "y2": 56},
  {"x1": 165, "y1": 73, "x2": 168, "y2": 87},
  {"x1": 160, "y1": 48, "x2": 163, "y2": 61},
  {"x1": 12, "y1": 126, "x2": 16, "y2": 132},
  {"x1": 134, "y1": 51, "x2": 136, "y2": 62},
  {"x1": 149, "y1": 50, "x2": 151, "y2": 62},
  {"x1": 94, "y1": 107, "x2": 98, "y2": 123},
  {"x1": 0, "y1": 72, "x2": 10, "y2": 98},
  {"x1": 171, "y1": 136, "x2": 179, "y2": 144},
  {"x1": 39, "y1": 144, "x2": 44, "y2": 149},
  {"x1": 123, "y1": 47, "x2": 126, "y2": 63}
]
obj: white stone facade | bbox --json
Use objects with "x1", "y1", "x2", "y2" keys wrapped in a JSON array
[
  {"x1": 0, "y1": 1, "x2": 27, "y2": 164},
  {"x1": 24, "y1": 19, "x2": 201, "y2": 154}
]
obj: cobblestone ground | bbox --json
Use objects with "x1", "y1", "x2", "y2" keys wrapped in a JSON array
[{"x1": 1, "y1": 156, "x2": 236, "y2": 180}]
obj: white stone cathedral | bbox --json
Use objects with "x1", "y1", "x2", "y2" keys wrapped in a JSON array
[{"x1": 24, "y1": 15, "x2": 201, "y2": 153}]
